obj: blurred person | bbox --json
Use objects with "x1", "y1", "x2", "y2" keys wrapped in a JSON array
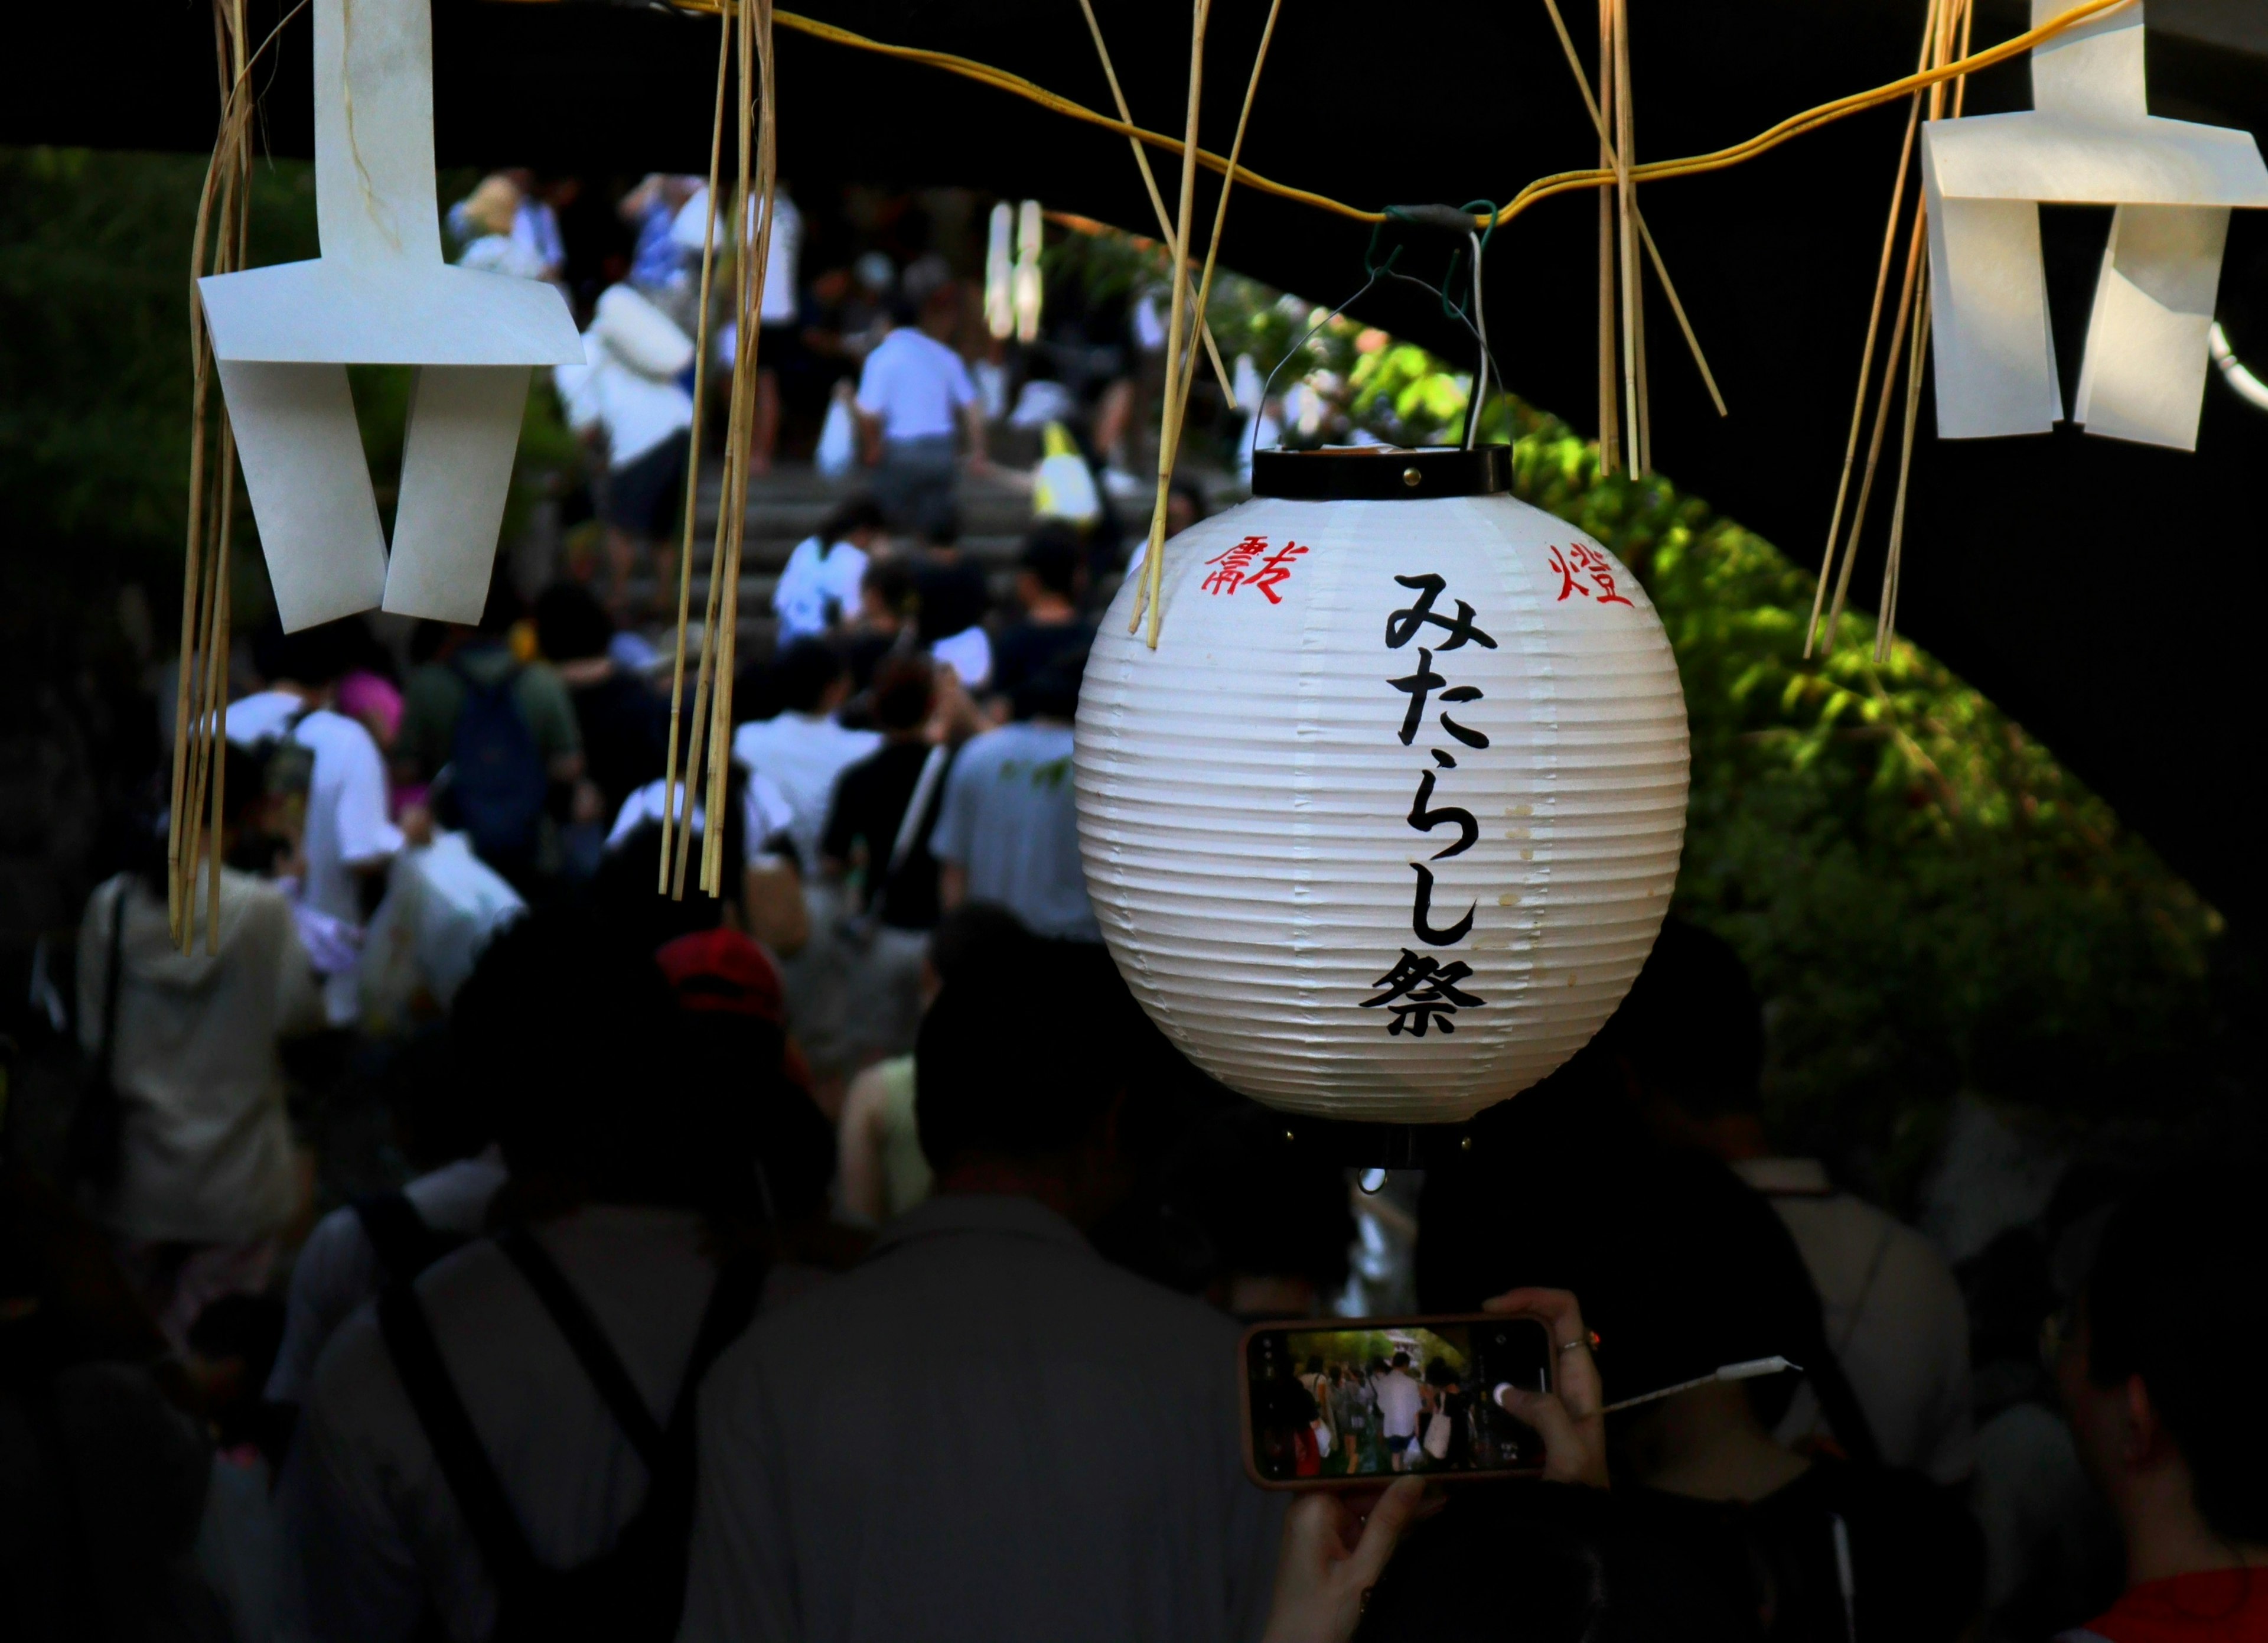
[
  {"x1": 555, "y1": 279, "x2": 698, "y2": 618},
  {"x1": 266, "y1": 1027, "x2": 504, "y2": 1407},
  {"x1": 680, "y1": 943, "x2": 1280, "y2": 1643},
  {"x1": 1166, "y1": 476, "x2": 1210, "y2": 540},
  {"x1": 1617, "y1": 919, "x2": 1974, "y2": 1484},
  {"x1": 1168, "y1": 1102, "x2": 1354, "y2": 1322},
  {"x1": 1575, "y1": 1150, "x2": 1981, "y2": 1641},
  {"x1": 819, "y1": 655, "x2": 952, "y2": 1062},
  {"x1": 832, "y1": 902, "x2": 1029, "y2": 1228},
  {"x1": 512, "y1": 170, "x2": 574, "y2": 284},
  {"x1": 773, "y1": 498, "x2": 885, "y2": 646},
  {"x1": 730, "y1": 640, "x2": 881, "y2": 877},
  {"x1": 454, "y1": 174, "x2": 548, "y2": 281},
  {"x1": 930, "y1": 649, "x2": 1098, "y2": 942},
  {"x1": 595, "y1": 707, "x2": 805, "y2": 962},
  {"x1": 76, "y1": 748, "x2": 322, "y2": 1347},
  {"x1": 532, "y1": 581, "x2": 667, "y2": 845},
  {"x1": 1375, "y1": 1352, "x2": 1424, "y2": 1473},
  {"x1": 276, "y1": 912, "x2": 770, "y2": 1641},
  {"x1": 843, "y1": 557, "x2": 915, "y2": 697},
  {"x1": 398, "y1": 583, "x2": 584, "y2": 892},
  {"x1": 989, "y1": 524, "x2": 1094, "y2": 712},
  {"x1": 855, "y1": 278, "x2": 988, "y2": 534},
  {"x1": 225, "y1": 617, "x2": 401, "y2": 1026},
  {"x1": 673, "y1": 182, "x2": 803, "y2": 474},
  {"x1": 2054, "y1": 1164, "x2": 2268, "y2": 1643},
  {"x1": 621, "y1": 173, "x2": 702, "y2": 321},
  {"x1": 909, "y1": 506, "x2": 993, "y2": 691}
]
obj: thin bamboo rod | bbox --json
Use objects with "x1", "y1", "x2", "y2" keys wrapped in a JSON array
[
  {"x1": 1595, "y1": 0, "x2": 1619, "y2": 473},
  {"x1": 1130, "y1": 0, "x2": 1210, "y2": 643},
  {"x1": 1072, "y1": 0, "x2": 1234, "y2": 404},
  {"x1": 1612, "y1": 0, "x2": 1641, "y2": 477}
]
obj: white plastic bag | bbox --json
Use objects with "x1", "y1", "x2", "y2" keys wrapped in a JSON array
[
  {"x1": 591, "y1": 283, "x2": 695, "y2": 380},
  {"x1": 361, "y1": 833, "x2": 526, "y2": 1033},
  {"x1": 815, "y1": 385, "x2": 858, "y2": 478}
]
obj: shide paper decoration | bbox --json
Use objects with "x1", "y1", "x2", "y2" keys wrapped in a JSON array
[
  {"x1": 198, "y1": 0, "x2": 583, "y2": 631},
  {"x1": 1922, "y1": 0, "x2": 2268, "y2": 449},
  {"x1": 1075, "y1": 450, "x2": 1690, "y2": 1125}
]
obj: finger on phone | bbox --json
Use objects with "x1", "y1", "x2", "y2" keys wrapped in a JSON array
[
  {"x1": 1481, "y1": 1286, "x2": 1601, "y2": 1414},
  {"x1": 1494, "y1": 1385, "x2": 1589, "y2": 1485}
]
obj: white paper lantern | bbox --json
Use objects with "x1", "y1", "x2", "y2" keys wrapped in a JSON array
[{"x1": 1075, "y1": 448, "x2": 1689, "y2": 1124}]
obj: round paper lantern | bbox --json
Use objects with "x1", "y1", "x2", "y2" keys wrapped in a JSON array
[{"x1": 1074, "y1": 448, "x2": 1689, "y2": 1124}]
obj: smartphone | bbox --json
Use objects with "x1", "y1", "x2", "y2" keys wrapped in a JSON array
[{"x1": 1240, "y1": 1313, "x2": 1553, "y2": 1488}]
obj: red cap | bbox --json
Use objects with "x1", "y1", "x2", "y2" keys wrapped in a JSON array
[{"x1": 654, "y1": 928, "x2": 787, "y2": 1025}]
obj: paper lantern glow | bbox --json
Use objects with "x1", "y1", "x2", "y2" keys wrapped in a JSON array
[{"x1": 1074, "y1": 448, "x2": 1690, "y2": 1124}]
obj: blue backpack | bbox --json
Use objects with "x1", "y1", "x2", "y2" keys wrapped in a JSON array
[{"x1": 449, "y1": 663, "x2": 549, "y2": 866}]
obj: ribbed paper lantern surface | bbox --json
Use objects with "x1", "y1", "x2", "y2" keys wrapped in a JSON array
[{"x1": 1075, "y1": 448, "x2": 1689, "y2": 1123}]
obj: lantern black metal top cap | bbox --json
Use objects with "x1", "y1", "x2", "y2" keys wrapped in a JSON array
[{"x1": 1251, "y1": 445, "x2": 1512, "y2": 501}]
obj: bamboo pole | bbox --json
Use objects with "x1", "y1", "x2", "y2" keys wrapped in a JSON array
[
  {"x1": 1612, "y1": 0, "x2": 1641, "y2": 478},
  {"x1": 1595, "y1": 0, "x2": 1620, "y2": 473},
  {"x1": 1072, "y1": 0, "x2": 1235, "y2": 404},
  {"x1": 1129, "y1": 0, "x2": 1211, "y2": 645}
]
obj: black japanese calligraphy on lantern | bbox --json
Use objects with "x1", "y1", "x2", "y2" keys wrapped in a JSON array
[
  {"x1": 1362, "y1": 949, "x2": 1487, "y2": 1037},
  {"x1": 1368, "y1": 571, "x2": 1495, "y2": 1034}
]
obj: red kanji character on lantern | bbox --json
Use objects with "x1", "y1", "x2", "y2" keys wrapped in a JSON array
[
  {"x1": 1246, "y1": 542, "x2": 1307, "y2": 604},
  {"x1": 1203, "y1": 535, "x2": 1266, "y2": 596},
  {"x1": 1546, "y1": 544, "x2": 1634, "y2": 607}
]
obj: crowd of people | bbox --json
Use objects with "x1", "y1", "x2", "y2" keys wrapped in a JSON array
[{"x1": 0, "y1": 170, "x2": 2260, "y2": 1643}]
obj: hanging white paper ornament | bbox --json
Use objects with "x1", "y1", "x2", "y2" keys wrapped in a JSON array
[
  {"x1": 1075, "y1": 448, "x2": 1689, "y2": 1124},
  {"x1": 198, "y1": 0, "x2": 584, "y2": 632}
]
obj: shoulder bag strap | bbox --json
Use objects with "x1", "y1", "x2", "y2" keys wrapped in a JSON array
[
  {"x1": 668, "y1": 1251, "x2": 767, "y2": 1440},
  {"x1": 377, "y1": 1281, "x2": 543, "y2": 1592},
  {"x1": 885, "y1": 744, "x2": 951, "y2": 880},
  {"x1": 497, "y1": 1228, "x2": 666, "y2": 1469}
]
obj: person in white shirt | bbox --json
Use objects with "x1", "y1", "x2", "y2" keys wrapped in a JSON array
[
  {"x1": 730, "y1": 641, "x2": 881, "y2": 877},
  {"x1": 1373, "y1": 1355, "x2": 1425, "y2": 1472},
  {"x1": 276, "y1": 912, "x2": 773, "y2": 1642},
  {"x1": 266, "y1": 1029, "x2": 508, "y2": 1406},
  {"x1": 854, "y1": 277, "x2": 988, "y2": 533},
  {"x1": 555, "y1": 282, "x2": 698, "y2": 618},
  {"x1": 79, "y1": 749, "x2": 323, "y2": 1347},
  {"x1": 229, "y1": 619, "x2": 404, "y2": 1027},
  {"x1": 673, "y1": 183, "x2": 802, "y2": 474},
  {"x1": 772, "y1": 498, "x2": 885, "y2": 645}
]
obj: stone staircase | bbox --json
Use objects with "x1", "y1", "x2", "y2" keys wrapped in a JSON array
[{"x1": 629, "y1": 457, "x2": 1159, "y2": 661}]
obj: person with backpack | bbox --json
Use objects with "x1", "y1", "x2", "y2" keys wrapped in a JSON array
[
  {"x1": 276, "y1": 912, "x2": 768, "y2": 1642},
  {"x1": 265, "y1": 1027, "x2": 506, "y2": 1408},
  {"x1": 397, "y1": 583, "x2": 585, "y2": 894}
]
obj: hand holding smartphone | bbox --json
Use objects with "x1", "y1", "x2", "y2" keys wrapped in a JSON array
[{"x1": 1240, "y1": 1313, "x2": 1555, "y2": 1488}]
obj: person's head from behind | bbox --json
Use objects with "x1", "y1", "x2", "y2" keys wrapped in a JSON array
[
  {"x1": 775, "y1": 637, "x2": 849, "y2": 718},
  {"x1": 912, "y1": 266, "x2": 961, "y2": 340},
  {"x1": 822, "y1": 497, "x2": 887, "y2": 554},
  {"x1": 250, "y1": 615, "x2": 359, "y2": 698},
  {"x1": 914, "y1": 930, "x2": 1145, "y2": 1226},
  {"x1": 1174, "y1": 1100, "x2": 1354, "y2": 1320},
  {"x1": 1600, "y1": 917, "x2": 1767, "y2": 1157},
  {"x1": 2060, "y1": 1163, "x2": 2268, "y2": 1567},
  {"x1": 916, "y1": 497, "x2": 962, "y2": 554},
  {"x1": 533, "y1": 581, "x2": 617, "y2": 666},
  {"x1": 871, "y1": 655, "x2": 935, "y2": 742},
  {"x1": 859, "y1": 557, "x2": 915, "y2": 633},
  {"x1": 920, "y1": 900, "x2": 1033, "y2": 1011},
  {"x1": 1391, "y1": 1351, "x2": 1411, "y2": 1372},
  {"x1": 452, "y1": 909, "x2": 692, "y2": 1209},
  {"x1": 1013, "y1": 649, "x2": 1086, "y2": 725},
  {"x1": 1016, "y1": 525, "x2": 1083, "y2": 617},
  {"x1": 1568, "y1": 1149, "x2": 1839, "y2": 1486},
  {"x1": 656, "y1": 928, "x2": 836, "y2": 1228}
]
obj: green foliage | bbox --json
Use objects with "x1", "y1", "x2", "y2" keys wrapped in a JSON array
[{"x1": 0, "y1": 148, "x2": 566, "y2": 628}]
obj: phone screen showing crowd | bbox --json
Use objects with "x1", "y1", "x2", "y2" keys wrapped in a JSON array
[{"x1": 1244, "y1": 1317, "x2": 1552, "y2": 1483}]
